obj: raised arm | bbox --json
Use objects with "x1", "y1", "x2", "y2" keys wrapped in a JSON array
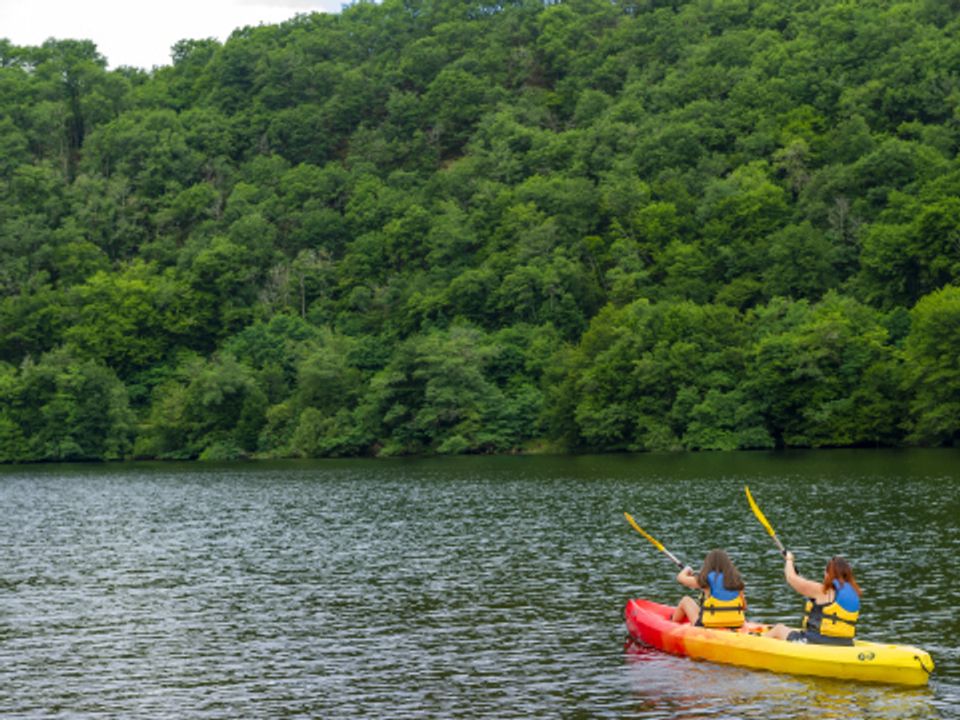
[
  {"x1": 783, "y1": 551, "x2": 822, "y2": 598},
  {"x1": 677, "y1": 565, "x2": 700, "y2": 591}
]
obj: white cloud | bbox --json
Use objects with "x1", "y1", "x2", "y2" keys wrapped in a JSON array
[
  {"x1": 237, "y1": 0, "x2": 345, "y2": 7},
  {"x1": 0, "y1": 0, "x2": 347, "y2": 70}
]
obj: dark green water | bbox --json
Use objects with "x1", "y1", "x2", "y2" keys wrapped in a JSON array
[{"x1": 1, "y1": 449, "x2": 957, "y2": 718}]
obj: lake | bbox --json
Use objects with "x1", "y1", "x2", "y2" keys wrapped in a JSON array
[{"x1": 1, "y1": 449, "x2": 957, "y2": 718}]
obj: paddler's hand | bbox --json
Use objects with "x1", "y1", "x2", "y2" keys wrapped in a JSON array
[
  {"x1": 785, "y1": 551, "x2": 795, "y2": 566},
  {"x1": 681, "y1": 566, "x2": 694, "y2": 577}
]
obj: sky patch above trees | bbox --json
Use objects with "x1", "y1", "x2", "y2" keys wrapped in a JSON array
[{"x1": 0, "y1": 0, "x2": 344, "y2": 69}]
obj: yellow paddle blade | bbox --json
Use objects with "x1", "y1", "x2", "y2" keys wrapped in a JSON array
[
  {"x1": 623, "y1": 511, "x2": 665, "y2": 552},
  {"x1": 744, "y1": 485, "x2": 777, "y2": 538}
]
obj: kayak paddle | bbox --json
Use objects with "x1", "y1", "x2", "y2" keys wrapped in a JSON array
[
  {"x1": 623, "y1": 512, "x2": 685, "y2": 570},
  {"x1": 744, "y1": 485, "x2": 798, "y2": 571}
]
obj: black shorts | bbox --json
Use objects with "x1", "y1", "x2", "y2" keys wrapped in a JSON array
[{"x1": 786, "y1": 630, "x2": 854, "y2": 646}]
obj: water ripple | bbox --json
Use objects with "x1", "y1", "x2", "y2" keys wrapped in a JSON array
[{"x1": 0, "y1": 451, "x2": 958, "y2": 718}]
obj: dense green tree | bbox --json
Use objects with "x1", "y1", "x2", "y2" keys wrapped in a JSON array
[
  {"x1": 747, "y1": 294, "x2": 903, "y2": 447},
  {"x1": 3, "y1": 0, "x2": 960, "y2": 461},
  {"x1": 858, "y1": 191, "x2": 960, "y2": 307},
  {"x1": 80, "y1": 109, "x2": 202, "y2": 199},
  {"x1": 64, "y1": 261, "x2": 193, "y2": 376},
  {"x1": 0, "y1": 281, "x2": 69, "y2": 363},
  {"x1": 359, "y1": 325, "x2": 541, "y2": 455},
  {"x1": 550, "y1": 299, "x2": 758, "y2": 451},
  {"x1": 135, "y1": 352, "x2": 266, "y2": 459},
  {"x1": 762, "y1": 222, "x2": 839, "y2": 301},
  {"x1": 903, "y1": 286, "x2": 960, "y2": 445},
  {"x1": 0, "y1": 346, "x2": 133, "y2": 461}
]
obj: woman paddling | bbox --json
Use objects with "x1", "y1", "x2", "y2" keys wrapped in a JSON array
[
  {"x1": 764, "y1": 553, "x2": 861, "y2": 645},
  {"x1": 672, "y1": 549, "x2": 747, "y2": 628}
]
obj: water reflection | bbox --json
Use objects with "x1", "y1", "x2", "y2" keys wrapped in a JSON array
[{"x1": 623, "y1": 638, "x2": 941, "y2": 719}]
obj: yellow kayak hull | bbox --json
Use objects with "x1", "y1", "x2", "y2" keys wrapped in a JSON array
[{"x1": 625, "y1": 599, "x2": 934, "y2": 686}]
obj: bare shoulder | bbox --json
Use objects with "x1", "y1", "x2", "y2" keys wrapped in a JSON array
[{"x1": 813, "y1": 587, "x2": 836, "y2": 604}]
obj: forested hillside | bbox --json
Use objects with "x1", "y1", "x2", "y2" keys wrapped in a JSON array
[{"x1": 2, "y1": 0, "x2": 960, "y2": 462}]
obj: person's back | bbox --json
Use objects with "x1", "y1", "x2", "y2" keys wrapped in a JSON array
[
  {"x1": 672, "y1": 549, "x2": 746, "y2": 629},
  {"x1": 764, "y1": 554, "x2": 861, "y2": 645}
]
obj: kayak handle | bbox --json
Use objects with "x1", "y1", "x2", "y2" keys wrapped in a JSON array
[{"x1": 914, "y1": 654, "x2": 934, "y2": 675}]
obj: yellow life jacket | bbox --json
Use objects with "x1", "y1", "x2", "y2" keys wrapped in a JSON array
[
  {"x1": 699, "y1": 571, "x2": 746, "y2": 629},
  {"x1": 802, "y1": 580, "x2": 860, "y2": 639},
  {"x1": 701, "y1": 593, "x2": 746, "y2": 628}
]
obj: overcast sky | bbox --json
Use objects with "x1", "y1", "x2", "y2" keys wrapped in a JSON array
[{"x1": 0, "y1": 0, "x2": 347, "y2": 70}]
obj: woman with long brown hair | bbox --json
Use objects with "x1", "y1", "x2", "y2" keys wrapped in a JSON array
[
  {"x1": 764, "y1": 553, "x2": 862, "y2": 645},
  {"x1": 672, "y1": 548, "x2": 747, "y2": 628}
]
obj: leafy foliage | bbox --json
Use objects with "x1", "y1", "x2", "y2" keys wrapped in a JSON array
[{"x1": 3, "y1": 0, "x2": 960, "y2": 461}]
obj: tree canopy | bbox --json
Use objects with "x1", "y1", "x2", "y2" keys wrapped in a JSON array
[{"x1": 2, "y1": 0, "x2": 960, "y2": 461}]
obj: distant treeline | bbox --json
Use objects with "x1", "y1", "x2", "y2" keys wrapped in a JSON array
[{"x1": 2, "y1": 0, "x2": 960, "y2": 462}]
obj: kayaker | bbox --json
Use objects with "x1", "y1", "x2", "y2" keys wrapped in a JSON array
[
  {"x1": 671, "y1": 548, "x2": 747, "y2": 628},
  {"x1": 763, "y1": 552, "x2": 861, "y2": 645}
]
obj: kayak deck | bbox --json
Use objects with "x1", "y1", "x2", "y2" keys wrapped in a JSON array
[{"x1": 624, "y1": 599, "x2": 934, "y2": 686}]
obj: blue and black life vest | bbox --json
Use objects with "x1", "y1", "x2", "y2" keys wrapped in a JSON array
[
  {"x1": 802, "y1": 579, "x2": 860, "y2": 639},
  {"x1": 699, "y1": 570, "x2": 746, "y2": 629}
]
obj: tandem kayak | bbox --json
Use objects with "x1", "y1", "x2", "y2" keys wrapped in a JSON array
[{"x1": 624, "y1": 599, "x2": 934, "y2": 686}]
